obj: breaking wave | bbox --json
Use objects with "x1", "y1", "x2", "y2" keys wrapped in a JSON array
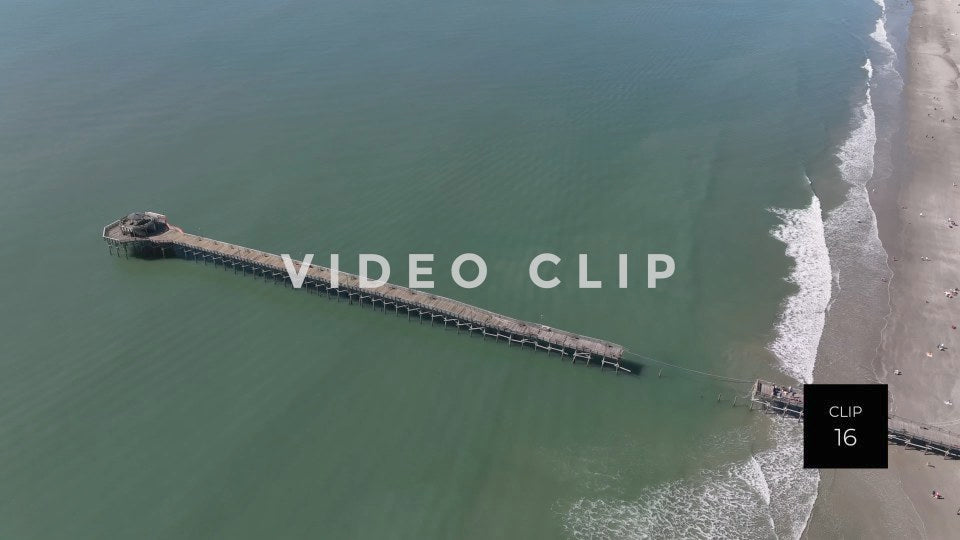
[
  {"x1": 769, "y1": 194, "x2": 832, "y2": 385},
  {"x1": 563, "y1": 421, "x2": 819, "y2": 539},
  {"x1": 822, "y1": 57, "x2": 889, "y2": 325},
  {"x1": 836, "y1": 60, "x2": 877, "y2": 192},
  {"x1": 563, "y1": 4, "x2": 897, "y2": 539},
  {"x1": 869, "y1": 0, "x2": 902, "y2": 88},
  {"x1": 872, "y1": 0, "x2": 897, "y2": 54},
  {"x1": 871, "y1": 19, "x2": 895, "y2": 57}
]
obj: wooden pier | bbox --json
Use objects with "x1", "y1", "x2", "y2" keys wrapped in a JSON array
[
  {"x1": 102, "y1": 214, "x2": 629, "y2": 372},
  {"x1": 751, "y1": 380, "x2": 960, "y2": 459},
  {"x1": 750, "y1": 379, "x2": 804, "y2": 417},
  {"x1": 888, "y1": 415, "x2": 960, "y2": 459}
]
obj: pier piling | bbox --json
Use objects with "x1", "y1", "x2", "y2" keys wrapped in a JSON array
[{"x1": 103, "y1": 214, "x2": 630, "y2": 374}]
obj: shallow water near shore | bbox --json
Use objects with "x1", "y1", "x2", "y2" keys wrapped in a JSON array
[{"x1": 0, "y1": 0, "x2": 889, "y2": 537}]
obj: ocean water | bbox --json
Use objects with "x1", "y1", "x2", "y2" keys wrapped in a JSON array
[{"x1": 0, "y1": 0, "x2": 894, "y2": 537}]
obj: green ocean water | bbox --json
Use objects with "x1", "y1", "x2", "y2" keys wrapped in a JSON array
[{"x1": 1, "y1": 0, "x2": 883, "y2": 537}]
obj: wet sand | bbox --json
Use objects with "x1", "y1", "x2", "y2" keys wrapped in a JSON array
[{"x1": 806, "y1": 0, "x2": 960, "y2": 537}]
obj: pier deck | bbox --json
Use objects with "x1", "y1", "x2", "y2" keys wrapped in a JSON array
[
  {"x1": 888, "y1": 416, "x2": 960, "y2": 459},
  {"x1": 750, "y1": 380, "x2": 960, "y2": 459},
  {"x1": 750, "y1": 379, "x2": 804, "y2": 417},
  {"x1": 103, "y1": 217, "x2": 627, "y2": 371}
]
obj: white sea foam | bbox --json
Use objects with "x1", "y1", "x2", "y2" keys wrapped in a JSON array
[
  {"x1": 757, "y1": 46, "x2": 883, "y2": 540},
  {"x1": 765, "y1": 75, "x2": 877, "y2": 390},
  {"x1": 566, "y1": 55, "x2": 884, "y2": 540},
  {"x1": 838, "y1": 62, "x2": 877, "y2": 184},
  {"x1": 564, "y1": 16, "x2": 894, "y2": 540},
  {"x1": 563, "y1": 421, "x2": 819, "y2": 539},
  {"x1": 767, "y1": 63, "x2": 879, "y2": 387},
  {"x1": 824, "y1": 60, "x2": 885, "y2": 277},
  {"x1": 871, "y1": 18, "x2": 896, "y2": 57},
  {"x1": 870, "y1": 0, "x2": 900, "y2": 87},
  {"x1": 769, "y1": 194, "x2": 832, "y2": 385}
]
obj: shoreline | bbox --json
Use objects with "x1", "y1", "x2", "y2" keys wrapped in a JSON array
[{"x1": 805, "y1": 0, "x2": 960, "y2": 537}]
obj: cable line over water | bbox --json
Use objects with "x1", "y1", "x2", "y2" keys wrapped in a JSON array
[{"x1": 622, "y1": 349, "x2": 756, "y2": 384}]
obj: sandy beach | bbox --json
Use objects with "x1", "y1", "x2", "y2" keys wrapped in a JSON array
[{"x1": 806, "y1": 0, "x2": 960, "y2": 537}]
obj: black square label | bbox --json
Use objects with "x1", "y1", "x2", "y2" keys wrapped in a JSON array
[{"x1": 803, "y1": 384, "x2": 888, "y2": 468}]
